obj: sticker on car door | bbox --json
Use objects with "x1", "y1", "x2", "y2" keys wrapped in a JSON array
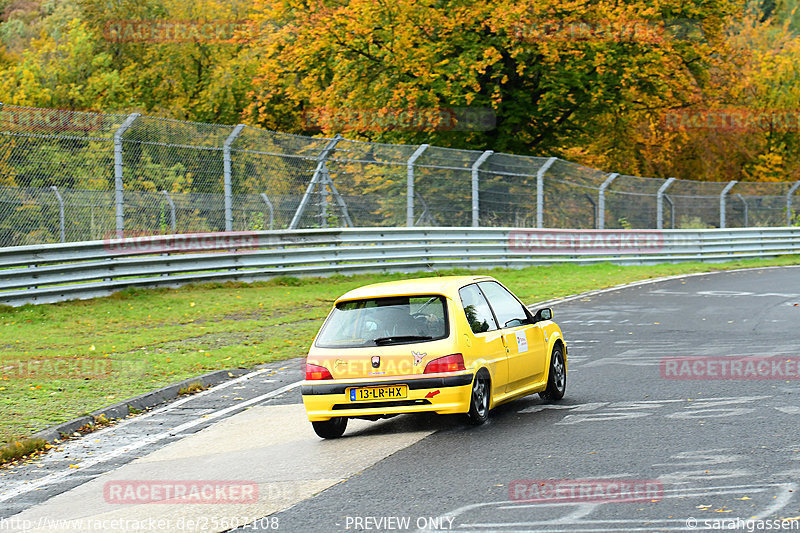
[{"x1": 515, "y1": 330, "x2": 528, "y2": 353}]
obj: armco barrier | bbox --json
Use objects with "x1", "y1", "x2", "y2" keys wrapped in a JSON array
[{"x1": 1, "y1": 227, "x2": 800, "y2": 306}]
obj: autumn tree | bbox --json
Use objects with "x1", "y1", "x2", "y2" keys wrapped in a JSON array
[{"x1": 242, "y1": 0, "x2": 739, "y2": 158}]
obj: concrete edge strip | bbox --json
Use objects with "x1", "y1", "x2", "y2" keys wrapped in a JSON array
[
  {"x1": 29, "y1": 368, "x2": 256, "y2": 444},
  {"x1": 0, "y1": 379, "x2": 305, "y2": 503}
]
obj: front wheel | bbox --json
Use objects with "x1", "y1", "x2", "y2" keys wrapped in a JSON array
[
  {"x1": 467, "y1": 372, "x2": 490, "y2": 425},
  {"x1": 311, "y1": 417, "x2": 348, "y2": 439},
  {"x1": 539, "y1": 346, "x2": 566, "y2": 402}
]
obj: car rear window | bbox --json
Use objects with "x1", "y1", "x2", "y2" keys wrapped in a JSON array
[{"x1": 315, "y1": 295, "x2": 448, "y2": 348}]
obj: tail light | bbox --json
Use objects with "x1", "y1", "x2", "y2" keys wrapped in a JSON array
[
  {"x1": 424, "y1": 354, "x2": 466, "y2": 374},
  {"x1": 305, "y1": 363, "x2": 333, "y2": 380}
]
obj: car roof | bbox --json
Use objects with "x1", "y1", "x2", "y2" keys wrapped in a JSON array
[{"x1": 335, "y1": 275, "x2": 495, "y2": 302}]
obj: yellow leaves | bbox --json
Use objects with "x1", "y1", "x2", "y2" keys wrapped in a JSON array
[
  {"x1": 748, "y1": 151, "x2": 787, "y2": 182},
  {"x1": 482, "y1": 46, "x2": 502, "y2": 62}
]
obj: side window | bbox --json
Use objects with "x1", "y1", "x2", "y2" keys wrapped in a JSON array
[
  {"x1": 459, "y1": 284, "x2": 498, "y2": 334},
  {"x1": 478, "y1": 281, "x2": 530, "y2": 329}
]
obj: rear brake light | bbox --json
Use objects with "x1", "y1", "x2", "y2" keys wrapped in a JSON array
[
  {"x1": 424, "y1": 354, "x2": 466, "y2": 374},
  {"x1": 305, "y1": 363, "x2": 333, "y2": 380}
]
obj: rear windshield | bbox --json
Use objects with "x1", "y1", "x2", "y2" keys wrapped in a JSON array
[{"x1": 315, "y1": 295, "x2": 449, "y2": 348}]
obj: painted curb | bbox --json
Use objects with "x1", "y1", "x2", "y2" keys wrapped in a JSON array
[{"x1": 29, "y1": 368, "x2": 253, "y2": 443}]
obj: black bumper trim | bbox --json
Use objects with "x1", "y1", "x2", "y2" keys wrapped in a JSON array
[{"x1": 301, "y1": 373, "x2": 474, "y2": 396}]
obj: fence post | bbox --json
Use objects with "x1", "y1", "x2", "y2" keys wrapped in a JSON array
[
  {"x1": 223, "y1": 124, "x2": 246, "y2": 232},
  {"x1": 719, "y1": 181, "x2": 738, "y2": 229},
  {"x1": 49, "y1": 186, "x2": 65, "y2": 243},
  {"x1": 735, "y1": 193, "x2": 748, "y2": 227},
  {"x1": 161, "y1": 190, "x2": 176, "y2": 233},
  {"x1": 536, "y1": 157, "x2": 557, "y2": 229},
  {"x1": 656, "y1": 177, "x2": 676, "y2": 229},
  {"x1": 406, "y1": 144, "x2": 429, "y2": 227},
  {"x1": 787, "y1": 180, "x2": 800, "y2": 226},
  {"x1": 471, "y1": 150, "x2": 493, "y2": 227},
  {"x1": 585, "y1": 193, "x2": 597, "y2": 229},
  {"x1": 597, "y1": 172, "x2": 619, "y2": 229},
  {"x1": 664, "y1": 194, "x2": 675, "y2": 229},
  {"x1": 113, "y1": 113, "x2": 140, "y2": 238},
  {"x1": 289, "y1": 135, "x2": 342, "y2": 229},
  {"x1": 260, "y1": 193, "x2": 275, "y2": 230},
  {"x1": 319, "y1": 174, "x2": 329, "y2": 227}
]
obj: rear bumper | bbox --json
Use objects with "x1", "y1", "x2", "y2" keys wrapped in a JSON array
[{"x1": 302, "y1": 372, "x2": 474, "y2": 421}]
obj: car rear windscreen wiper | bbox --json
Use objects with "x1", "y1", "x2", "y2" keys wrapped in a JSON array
[{"x1": 373, "y1": 335, "x2": 434, "y2": 345}]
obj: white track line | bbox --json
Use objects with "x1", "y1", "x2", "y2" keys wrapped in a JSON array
[{"x1": 528, "y1": 264, "x2": 800, "y2": 309}]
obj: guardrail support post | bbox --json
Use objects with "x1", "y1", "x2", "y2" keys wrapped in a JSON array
[
  {"x1": 536, "y1": 157, "x2": 557, "y2": 229},
  {"x1": 50, "y1": 186, "x2": 65, "y2": 243},
  {"x1": 720, "y1": 180, "x2": 738, "y2": 229},
  {"x1": 290, "y1": 134, "x2": 342, "y2": 229},
  {"x1": 787, "y1": 180, "x2": 800, "y2": 226},
  {"x1": 161, "y1": 190, "x2": 176, "y2": 233},
  {"x1": 113, "y1": 113, "x2": 140, "y2": 238},
  {"x1": 260, "y1": 193, "x2": 275, "y2": 230},
  {"x1": 406, "y1": 144, "x2": 429, "y2": 227},
  {"x1": 471, "y1": 150, "x2": 493, "y2": 227},
  {"x1": 656, "y1": 177, "x2": 676, "y2": 230},
  {"x1": 597, "y1": 172, "x2": 618, "y2": 229},
  {"x1": 223, "y1": 124, "x2": 246, "y2": 232}
]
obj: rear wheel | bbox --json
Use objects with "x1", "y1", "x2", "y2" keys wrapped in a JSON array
[
  {"x1": 539, "y1": 346, "x2": 566, "y2": 401},
  {"x1": 467, "y1": 372, "x2": 490, "y2": 425},
  {"x1": 311, "y1": 417, "x2": 348, "y2": 439}
]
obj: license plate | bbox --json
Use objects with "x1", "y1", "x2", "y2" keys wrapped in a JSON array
[{"x1": 349, "y1": 385, "x2": 408, "y2": 402}]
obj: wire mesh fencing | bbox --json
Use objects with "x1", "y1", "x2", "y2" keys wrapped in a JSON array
[{"x1": 2, "y1": 102, "x2": 800, "y2": 247}]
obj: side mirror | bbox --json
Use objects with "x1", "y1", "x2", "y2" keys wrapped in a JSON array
[{"x1": 533, "y1": 308, "x2": 552, "y2": 322}]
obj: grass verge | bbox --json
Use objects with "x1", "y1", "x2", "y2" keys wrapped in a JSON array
[
  {"x1": 2, "y1": 256, "x2": 800, "y2": 446},
  {"x1": 0, "y1": 437, "x2": 48, "y2": 465}
]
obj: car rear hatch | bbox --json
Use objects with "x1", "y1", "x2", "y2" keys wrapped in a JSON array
[
  {"x1": 310, "y1": 338, "x2": 457, "y2": 380},
  {"x1": 308, "y1": 293, "x2": 457, "y2": 380}
]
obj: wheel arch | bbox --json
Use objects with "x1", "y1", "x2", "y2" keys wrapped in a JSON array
[{"x1": 474, "y1": 366, "x2": 493, "y2": 408}]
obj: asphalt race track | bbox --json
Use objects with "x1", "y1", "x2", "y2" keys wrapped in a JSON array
[{"x1": 2, "y1": 266, "x2": 799, "y2": 533}]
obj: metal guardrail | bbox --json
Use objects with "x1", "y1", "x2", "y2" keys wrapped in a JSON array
[
  {"x1": 5, "y1": 104, "x2": 800, "y2": 249},
  {"x1": 2, "y1": 227, "x2": 800, "y2": 306}
]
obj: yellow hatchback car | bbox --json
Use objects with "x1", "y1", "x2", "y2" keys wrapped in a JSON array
[{"x1": 302, "y1": 275, "x2": 566, "y2": 438}]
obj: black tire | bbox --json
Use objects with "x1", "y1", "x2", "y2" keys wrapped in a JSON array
[
  {"x1": 539, "y1": 346, "x2": 566, "y2": 401},
  {"x1": 467, "y1": 372, "x2": 491, "y2": 425},
  {"x1": 311, "y1": 417, "x2": 348, "y2": 439}
]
